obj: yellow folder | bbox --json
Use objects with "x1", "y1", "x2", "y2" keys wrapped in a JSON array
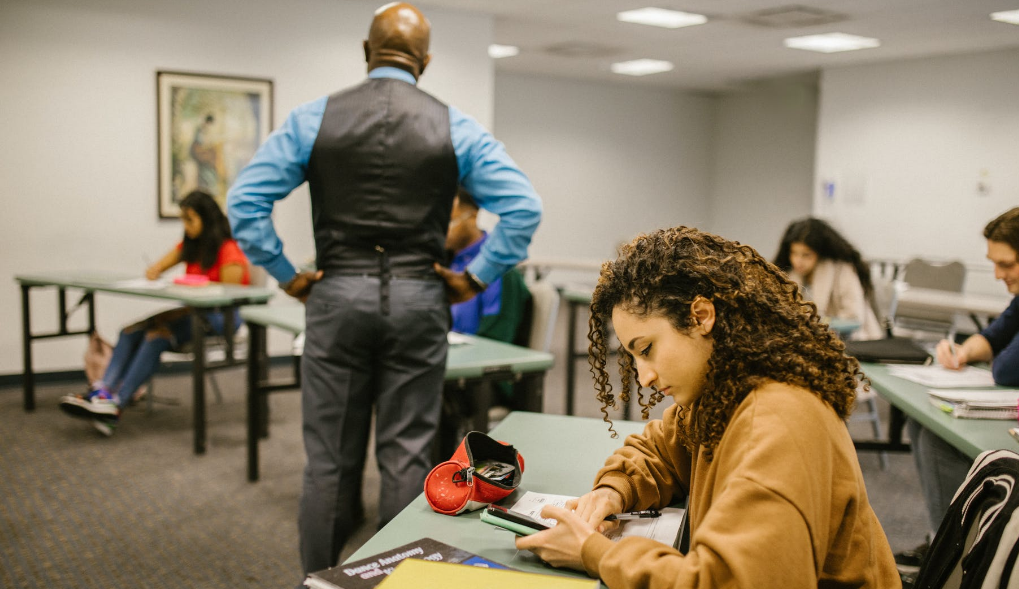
[{"x1": 376, "y1": 558, "x2": 600, "y2": 589}]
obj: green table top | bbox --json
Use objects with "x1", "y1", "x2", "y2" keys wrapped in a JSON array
[
  {"x1": 346, "y1": 411, "x2": 648, "y2": 578},
  {"x1": 239, "y1": 305, "x2": 554, "y2": 379},
  {"x1": 861, "y1": 362, "x2": 1018, "y2": 459},
  {"x1": 16, "y1": 271, "x2": 274, "y2": 307}
]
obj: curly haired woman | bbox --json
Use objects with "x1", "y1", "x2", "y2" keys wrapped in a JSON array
[{"x1": 516, "y1": 227, "x2": 899, "y2": 588}]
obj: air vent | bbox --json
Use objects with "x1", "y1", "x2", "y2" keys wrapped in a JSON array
[
  {"x1": 541, "y1": 42, "x2": 620, "y2": 58},
  {"x1": 742, "y1": 5, "x2": 846, "y2": 28}
]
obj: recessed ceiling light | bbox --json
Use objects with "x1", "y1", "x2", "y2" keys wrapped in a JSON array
[
  {"x1": 783, "y1": 32, "x2": 880, "y2": 53},
  {"x1": 991, "y1": 9, "x2": 1019, "y2": 25},
  {"x1": 610, "y1": 59, "x2": 674, "y2": 76},
  {"x1": 488, "y1": 44, "x2": 520, "y2": 59},
  {"x1": 616, "y1": 7, "x2": 707, "y2": 29}
]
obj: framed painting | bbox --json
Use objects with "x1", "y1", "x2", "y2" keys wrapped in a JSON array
[{"x1": 157, "y1": 71, "x2": 273, "y2": 218}]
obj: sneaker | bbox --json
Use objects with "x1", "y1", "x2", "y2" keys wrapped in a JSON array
[
  {"x1": 82, "y1": 390, "x2": 120, "y2": 418},
  {"x1": 92, "y1": 415, "x2": 118, "y2": 437},
  {"x1": 59, "y1": 387, "x2": 106, "y2": 419},
  {"x1": 894, "y1": 541, "x2": 929, "y2": 574}
]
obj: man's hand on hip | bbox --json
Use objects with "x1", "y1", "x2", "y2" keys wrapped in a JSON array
[
  {"x1": 282, "y1": 270, "x2": 324, "y2": 303},
  {"x1": 433, "y1": 263, "x2": 481, "y2": 304}
]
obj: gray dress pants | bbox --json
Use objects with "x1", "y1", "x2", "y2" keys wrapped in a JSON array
[
  {"x1": 298, "y1": 274, "x2": 449, "y2": 574},
  {"x1": 907, "y1": 418, "x2": 972, "y2": 535}
]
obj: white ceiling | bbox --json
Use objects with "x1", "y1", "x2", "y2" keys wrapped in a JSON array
[{"x1": 418, "y1": 0, "x2": 1019, "y2": 92}]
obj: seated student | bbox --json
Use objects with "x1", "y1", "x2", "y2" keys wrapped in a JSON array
[
  {"x1": 446, "y1": 187, "x2": 529, "y2": 343},
  {"x1": 775, "y1": 217, "x2": 884, "y2": 340},
  {"x1": 897, "y1": 207, "x2": 1019, "y2": 576},
  {"x1": 516, "y1": 227, "x2": 899, "y2": 588},
  {"x1": 60, "y1": 190, "x2": 249, "y2": 436}
]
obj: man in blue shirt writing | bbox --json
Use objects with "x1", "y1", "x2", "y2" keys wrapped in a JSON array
[
  {"x1": 226, "y1": 2, "x2": 541, "y2": 575},
  {"x1": 897, "y1": 207, "x2": 1019, "y2": 579}
]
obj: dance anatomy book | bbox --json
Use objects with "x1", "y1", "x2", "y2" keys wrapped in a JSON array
[{"x1": 303, "y1": 537, "x2": 511, "y2": 589}]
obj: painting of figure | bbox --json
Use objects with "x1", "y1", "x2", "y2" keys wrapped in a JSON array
[{"x1": 157, "y1": 71, "x2": 272, "y2": 218}]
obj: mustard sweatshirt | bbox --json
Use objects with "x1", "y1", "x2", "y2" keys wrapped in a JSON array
[{"x1": 581, "y1": 382, "x2": 900, "y2": 589}]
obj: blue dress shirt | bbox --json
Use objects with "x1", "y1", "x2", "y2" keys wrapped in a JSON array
[
  {"x1": 227, "y1": 67, "x2": 542, "y2": 286},
  {"x1": 981, "y1": 296, "x2": 1019, "y2": 386}
]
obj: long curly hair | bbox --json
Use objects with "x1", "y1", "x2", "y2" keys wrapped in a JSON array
[
  {"x1": 774, "y1": 217, "x2": 873, "y2": 295},
  {"x1": 588, "y1": 227, "x2": 863, "y2": 458}
]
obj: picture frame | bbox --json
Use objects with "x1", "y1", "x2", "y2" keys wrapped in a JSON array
[{"x1": 156, "y1": 71, "x2": 273, "y2": 219}]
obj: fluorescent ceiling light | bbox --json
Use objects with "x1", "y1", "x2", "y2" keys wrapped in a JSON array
[
  {"x1": 616, "y1": 7, "x2": 707, "y2": 29},
  {"x1": 783, "y1": 32, "x2": 880, "y2": 53},
  {"x1": 990, "y1": 9, "x2": 1019, "y2": 25},
  {"x1": 611, "y1": 58, "x2": 674, "y2": 76},
  {"x1": 488, "y1": 44, "x2": 520, "y2": 59}
]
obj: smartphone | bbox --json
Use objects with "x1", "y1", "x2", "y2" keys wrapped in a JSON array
[{"x1": 481, "y1": 504, "x2": 550, "y2": 536}]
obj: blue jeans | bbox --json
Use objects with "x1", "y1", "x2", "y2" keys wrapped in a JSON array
[{"x1": 101, "y1": 310, "x2": 237, "y2": 409}]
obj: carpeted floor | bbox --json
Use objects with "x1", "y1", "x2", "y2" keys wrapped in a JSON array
[{"x1": 0, "y1": 361, "x2": 929, "y2": 588}]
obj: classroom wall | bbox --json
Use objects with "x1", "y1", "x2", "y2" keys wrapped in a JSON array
[
  {"x1": 708, "y1": 75, "x2": 818, "y2": 257},
  {"x1": 493, "y1": 73, "x2": 716, "y2": 273},
  {"x1": 0, "y1": 0, "x2": 494, "y2": 374},
  {"x1": 814, "y1": 47, "x2": 1019, "y2": 295}
]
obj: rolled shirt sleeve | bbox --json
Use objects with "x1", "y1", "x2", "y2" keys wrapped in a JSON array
[
  {"x1": 981, "y1": 296, "x2": 1019, "y2": 386},
  {"x1": 226, "y1": 96, "x2": 327, "y2": 284},
  {"x1": 450, "y1": 106, "x2": 542, "y2": 286}
]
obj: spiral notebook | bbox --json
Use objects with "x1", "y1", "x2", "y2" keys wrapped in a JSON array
[{"x1": 928, "y1": 389, "x2": 1019, "y2": 420}]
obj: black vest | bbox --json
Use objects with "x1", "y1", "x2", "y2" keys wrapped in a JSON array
[{"x1": 307, "y1": 77, "x2": 459, "y2": 275}]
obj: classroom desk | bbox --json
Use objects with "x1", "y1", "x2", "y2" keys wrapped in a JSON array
[
  {"x1": 346, "y1": 411, "x2": 647, "y2": 580},
  {"x1": 860, "y1": 362, "x2": 1017, "y2": 459},
  {"x1": 16, "y1": 271, "x2": 274, "y2": 454},
  {"x1": 240, "y1": 305, "x2": 555, "y2": 482},
  {"x1": 894, "y1": 286, "x2": 1012, "y2": 331}
]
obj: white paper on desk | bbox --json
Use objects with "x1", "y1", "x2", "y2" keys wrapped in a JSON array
[
  {"x1": 111, "y1": 278, "x2": 168, "y2": 289},
  {"x1": 508, "y1": 491, "x2": 686, "y2": 547},
  {"x1": 928, "y1": 389, "x2": 1019, "y2": 406},
  {"x1": 887, "y1": 365, "x2": 996, "y2": 388},
  {"x1": 447, "y1": 331, "x2": 474, "y2": 346}
]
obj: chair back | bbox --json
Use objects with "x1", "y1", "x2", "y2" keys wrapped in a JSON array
[
  {"x1": 891, "y1": 258, "x2": 966, "y2": 338},
  {"x1": 525, "y1": 279, "x2": 561, "y2": 353},
  {"x1": 914, "y1": 449, "x2": 1019, "y2": 589}
]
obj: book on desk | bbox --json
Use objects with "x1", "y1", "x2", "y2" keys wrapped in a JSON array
[
  {"x1": 378, "y1": 559, "x2": 599, "y2": 589},
  {"x1": 304, "y1": 537, "x2": 511, "y2": 589}
]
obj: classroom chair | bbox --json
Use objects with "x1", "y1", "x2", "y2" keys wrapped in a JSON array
[
  {"x1": 890, "y1": 258, "x2": 966, "y2": 341},
  {"x1": 144, "y1": 267, "x2": 267, "y2": 413},
  {"x1": 849, "y1": 387, "x2": 889, "y2": 470}
]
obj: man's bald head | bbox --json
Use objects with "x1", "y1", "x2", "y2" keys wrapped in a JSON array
[{"x1": 363, "y1": 3, "x2": 431, "y2": 79}]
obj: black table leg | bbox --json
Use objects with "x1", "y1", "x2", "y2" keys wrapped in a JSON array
[
  {"x1": 192, "y1": 310, "x2": 207, "y2": 455},
  {"x1": 21, "y1": 284, "x2": 34, "y2": 412},
  {"x1": 566, "y1": 300, "x2": 578, "y2": 416},
  {"x1": 247, "y1": 322, "x2": 265, "y2": 482},
  {"x1": 471, "y1": 379, "x2": 493, "y2": 433}
]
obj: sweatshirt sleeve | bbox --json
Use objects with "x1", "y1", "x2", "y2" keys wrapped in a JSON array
[
  {"x1": 592, "y1": 405, "x2": 692, "y2": 511},
  {"x1": 582, "y1": 479, "x2": 818, "y2": 589}
]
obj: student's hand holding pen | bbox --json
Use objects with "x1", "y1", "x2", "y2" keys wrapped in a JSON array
[
  {"x1": 566, "y1": 487, "x2": 625, "y2": 532},
  {"x1": 935, "y1": 339, "x2": 967, "y2": 370}
]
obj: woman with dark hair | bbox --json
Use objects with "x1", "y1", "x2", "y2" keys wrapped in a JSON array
[
  {"x1": 774, "y1": 217, "x2": 883, "y2": 340},
  {"x1": 515, "y1": 227, "x2": 898, "y2": 588},
  {"x1": 59, "y1": 190, "x2": 249, "y2": 436}
]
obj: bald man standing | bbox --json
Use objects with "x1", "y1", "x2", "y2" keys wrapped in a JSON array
[{"x1": 227, "y1": 3, "x2": 541, "y2": 574}]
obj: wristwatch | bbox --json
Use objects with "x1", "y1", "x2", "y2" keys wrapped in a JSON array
[{"x1": 464, "y1": 271, "x2": 488, "y2": 293}]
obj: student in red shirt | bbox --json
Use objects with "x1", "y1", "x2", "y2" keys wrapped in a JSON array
[{"x1": 60, "y1": 190, "x2": 249, "y2": 436}]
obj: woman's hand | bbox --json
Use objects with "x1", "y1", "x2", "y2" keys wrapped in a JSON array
[
  {"x1": 568, "y1": 487, "x2": 625, "y2": 531},
  {"x1": 514, "y1": 488, "x2": 625, "y2": 572},
  {"x1": 514, "y1": 506, "x2": 598, "y2": 572},
  {"x1": 145, "y1": 265, "x2": 162, "y2": 280}
]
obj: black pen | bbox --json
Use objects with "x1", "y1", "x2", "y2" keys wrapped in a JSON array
[{"x1": 605, "y1": 509, "x2": 661, "y2": 521}]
